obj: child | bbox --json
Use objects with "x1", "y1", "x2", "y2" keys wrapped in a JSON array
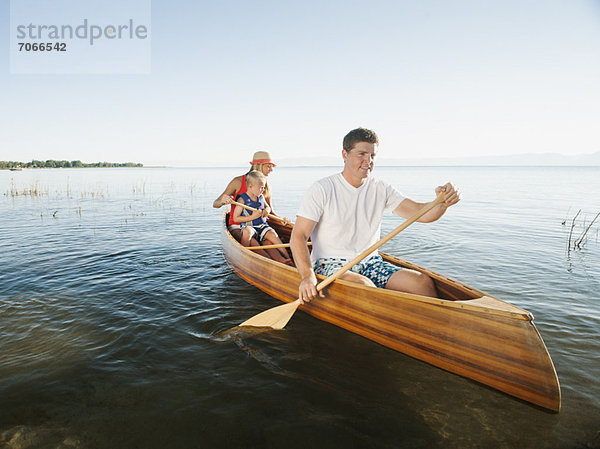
[{"x1": 233, "y1": 170, "x2": 292, "y2": 264}]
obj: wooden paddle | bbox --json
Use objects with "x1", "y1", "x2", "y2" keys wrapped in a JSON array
[
  {"x1": 240, "y1": 192, "x2": 446, "y2": 329},
  {"x1": 230, "y1": 200, "x2": 288, "y2": 224}
]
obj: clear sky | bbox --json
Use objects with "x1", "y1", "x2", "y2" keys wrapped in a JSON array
[{"x1": 1, "y1": 0, "x2": 599, "y2": 166}]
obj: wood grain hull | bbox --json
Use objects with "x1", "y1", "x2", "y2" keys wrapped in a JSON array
[{"x1": 221, "y1": 215, "x2": 561, "y2": 412}]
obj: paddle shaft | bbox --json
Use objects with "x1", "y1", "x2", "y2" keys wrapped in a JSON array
[
  {"x1": 230, "y1": 200, "x2": 285, "y2": 223},
  {"x1": 313, "y1": 193, "x2": 446, "y2": 292}
]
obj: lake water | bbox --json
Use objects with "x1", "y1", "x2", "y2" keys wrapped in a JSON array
[{"x1": 1, "y1": 166, "x2": 599, "y2": 449}]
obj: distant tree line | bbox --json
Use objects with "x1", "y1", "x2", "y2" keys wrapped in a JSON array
[{"x1": 0, "y1": 160, "x2": 143, "y2": 169}]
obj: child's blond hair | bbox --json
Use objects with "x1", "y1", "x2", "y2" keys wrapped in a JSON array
[{"x1": 246, "y1": 170, "x2": 266, "y2": 188}]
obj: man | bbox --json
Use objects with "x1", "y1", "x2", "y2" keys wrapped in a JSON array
[{"x1": 290, "y1": 127, "x2": 461, "y2": 303}]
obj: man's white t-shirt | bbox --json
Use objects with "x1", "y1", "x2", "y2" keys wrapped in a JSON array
[{"x1": 297, "y1": 173, "x2": 406, "y2": 264}]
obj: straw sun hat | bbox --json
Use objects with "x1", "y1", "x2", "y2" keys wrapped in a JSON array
[{"x1": 250, "y1": 151, "x2": 276, "y2": 166}]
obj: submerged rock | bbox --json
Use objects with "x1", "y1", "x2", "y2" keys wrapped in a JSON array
[{"x1": 0, "y1": 425, "x2": 82, "y2": 449}]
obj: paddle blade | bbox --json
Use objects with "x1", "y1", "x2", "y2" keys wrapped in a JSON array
[{"x1": 240, "y1": 299, "x2": 301, "y2": 329}]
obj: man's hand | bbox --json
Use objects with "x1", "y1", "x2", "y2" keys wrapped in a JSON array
[
  {"x1": 298, "y1": 272, "x2": 324, "y2": 304},
  {"x1": 436, "y1": 182, "x2": 461, "y2": 207}
]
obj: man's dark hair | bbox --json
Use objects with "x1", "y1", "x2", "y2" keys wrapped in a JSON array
[{"x1": 342, "y1": 128, "x2": 379, "y2": 152}]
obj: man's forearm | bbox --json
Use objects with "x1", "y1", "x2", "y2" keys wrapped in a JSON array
[
  {"x1": 290, "y1": 235, "x2": 313, "y2": 280},
  {"x1": 419, "y1": 202, "x2": 448, "y2": 223}
]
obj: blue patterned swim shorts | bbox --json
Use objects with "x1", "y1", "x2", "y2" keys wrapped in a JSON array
[{"x1": 313, "y1": 255, "x2": 401, "y2": 288}]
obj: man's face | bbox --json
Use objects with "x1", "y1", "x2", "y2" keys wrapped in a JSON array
[{"x1": 343, "y1": 142, "x2": 376, "y2": 180}]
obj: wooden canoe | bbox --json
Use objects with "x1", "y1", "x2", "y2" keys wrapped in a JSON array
[{"x1": 221, "y1": 214, "x2": 561, "y2": 412}]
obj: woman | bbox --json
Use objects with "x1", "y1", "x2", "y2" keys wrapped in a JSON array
[{"x1": 213, "y1": 151, "x2": 290, "y2": 258}]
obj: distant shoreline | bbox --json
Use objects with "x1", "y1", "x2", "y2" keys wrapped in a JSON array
[{"x1": 1, "y1": 160, "x2": 143, "y2": 170}]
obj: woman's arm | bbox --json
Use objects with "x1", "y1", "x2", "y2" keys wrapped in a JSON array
[{"x1": 212, "y1": 176, "x2": 242, "y2": 208}]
